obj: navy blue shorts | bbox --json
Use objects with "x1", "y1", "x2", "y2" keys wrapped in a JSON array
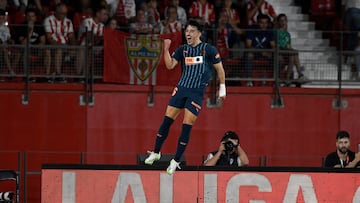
[{"x1": 168, "y1": 86, "x2": 206, "y2": 116}]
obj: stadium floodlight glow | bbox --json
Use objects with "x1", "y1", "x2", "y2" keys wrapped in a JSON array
[{"x1": 0, "y1": 192, "x2": 14, "y2": 201}]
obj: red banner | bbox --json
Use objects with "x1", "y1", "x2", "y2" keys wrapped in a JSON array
[{"x1": 103, "y1": 29, "x2": 182, "y2": 85}]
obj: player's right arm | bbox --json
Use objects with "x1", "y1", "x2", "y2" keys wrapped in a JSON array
[{"x1": 163, "y1": 39, "x2": 178, "y2": 70}]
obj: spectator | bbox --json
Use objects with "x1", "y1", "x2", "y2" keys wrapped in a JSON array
[
  {"x1": 223, "y1": 0, "x2": 240, "y2": 29},
  {"x1": 246, "y1": 0, "x2": 276, "y2": 27},
  {"x1": 106, "y1": 17, "x2": 118, "y2": 29},
  {"x1": 277, "y1": 13, "x2": 307, "y2": 84},
  {"x1": 106, "y1": 0, "x2": 135, "y2": 27},
  {"x1": 233, "y1": 0, "x2": 248, "y2": 28},
  {"x1": 164, "y1": 0, "x2": 187, "y2": 27},
  {"x1": 222, "y1": 0, "x2": 244, "y2": 57},
  {"x1": 43, "y1": 3, "x2": 76, "y2": 83},
  {"x1": 204, "y1": 131, "x2": 249, "y2": 167},
  {"x1": 342, "y1": 0, "x2": 360, "y2": 80},
  {"x1": 215, "y1": 9, "x2": 242, "y2": 59},
  {"x1": 75, "y1": 6, "x2": 108, "y2": 82},
  {"x1": 13, "y1": 8, "x2": 48, "y2": 80},
  {"x1": 145, "y1": 0, "x2": 160, "y2": 33},
  {"x1": 355, "y1": 36, "x2": 360, "y2": 80},
  {"x1": 33, "y1": 0, "x2": 62, "y2": 18},
  {"x1": 0, "y1": 9, "x2": 15, "y2": 78},
  {"x1": 188, "y1": 0, "x2": 215, "y2": 27},
  {"x1": 159, "y1": 4, "x2": 182, "y2": 34},
  {"x1": 324, "y1": 130, "x2": 360, "y2": 168},
  {"x1": 129, "y1": 8, "x2": 153, "y2": 34},
  {"x1": 72, "y1": 0, "x2": 93, "y2": 34},
  {"x1": 244, "y1": 14, "x2": 275, "y2": 87},
  {"x1": 343, "y1": 0, "x2": 360, "y2": 51}
]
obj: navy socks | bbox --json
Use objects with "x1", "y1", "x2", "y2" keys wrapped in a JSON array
[
  {"x1": 174, "y1": 124, "x2": 192, "y2": 162},
  {"x1": 154, "y1": 116, "x2": 174, "y2": 153}
]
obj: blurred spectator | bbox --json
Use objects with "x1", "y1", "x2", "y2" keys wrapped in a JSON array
[
  {"x1": 324, "y1": 130, "x2": 360, "y2": 168},
  {"x1": 246, "y1": 0, "x2": 276, "y2": 27},
  {"x1": 355, "y1": 36, "x2": 360, "y2": 80},
  {"x1": 342, "y1": 0, "x2": 360, "y2": 80},
  {"x1": 223, "y1": 0, "x2": 240, "y2": 29},
  {"x1": 33, "y1": 0, "x2": 62, "y2": 18},
  {"x1": 232, "y1": 0, "x2": 248, "y2": 28},
  {"x1": 188, "y1": 0, "x2": 215, "y2": 27},
  {"x1": 215, "y1": 9, "x2": 242, "y2": 59},
  {"x1": 13, "y1": 8, "x2": 48, "y2": 77},
  {"x1": 129, "y1": 8, "x2": 153, "y2": 34},
  {"x1": 146, "y1": 0, "x2": 160, "y2": 33},
  {"x1": 204, "y1": 131, "x2": 249, "y2": 167},
  {"x1": 0, "y1": 8, "x2": 14, "y2": 78},
  {"x1": 159, "y1": 4, "x2": 181, "y2": 34},
  {"x1": 75, "y1": 6, "x2": 108, "y2": 81},
  {"x1": 72, "y1": 0, "x2": 93, "y2": 35},
  {"x1": 106, "y1": 0, "x2": 135, "y2": 27},
  {"x1": 106, "y1": 17, "x2": 118, "y2": 29},
  {"x1": 277, "y1": 13, "x2": 307, "y2": 83},
  {"x1": 223, "y1": 0, "x2": 243, "y2": 55},
  {"x1": 43, "y1": 3, "x2": 76, "y2": 82},
  {"x1": 164, "y1": 0, "x2": 187, "y2": 27},
  {"x1": 244, "y1": 14, "x2": 275, "y2": 87}
]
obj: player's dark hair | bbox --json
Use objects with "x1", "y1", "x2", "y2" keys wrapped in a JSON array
[{"x1": 186, "y1": 19, "x2": 204, "y2": 32}]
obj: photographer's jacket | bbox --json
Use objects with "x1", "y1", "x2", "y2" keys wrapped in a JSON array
[{"x1": 207, "y1": 151, "x2": 242, "y2": 167}]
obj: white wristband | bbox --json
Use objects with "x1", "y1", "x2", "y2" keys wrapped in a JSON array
[{"x1": 219, "y1": 83, "x2": 226, "y2": 98}]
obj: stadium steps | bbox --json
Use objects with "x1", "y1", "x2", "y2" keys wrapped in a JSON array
[{"x1": 267, "y1": 0, "x2": 355, "y2": 84}]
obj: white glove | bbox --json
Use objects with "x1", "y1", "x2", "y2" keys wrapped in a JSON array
[{"x1": 219, "y1": 83, "x2": 226, "y2": 98}]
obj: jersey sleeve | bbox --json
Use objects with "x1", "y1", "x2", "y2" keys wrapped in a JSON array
[{"x1": 207, "y1": 44, "x2": 221, "y2": 64}]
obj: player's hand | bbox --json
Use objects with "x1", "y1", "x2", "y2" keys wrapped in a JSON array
[
  {"x1": 218, "y1": 83, "x2": 226, "y2": 100},
  {"x1": 163, "y1": 39, "x2": 171, "y2": 51}
]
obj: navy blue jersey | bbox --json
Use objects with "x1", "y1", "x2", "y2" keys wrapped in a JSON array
[
  {"x1": 246, "y1": 29, "x2": 275, "y2": 49},
  {"x1": 172, "y1": 42, "x2": 221, "y2": 88}
]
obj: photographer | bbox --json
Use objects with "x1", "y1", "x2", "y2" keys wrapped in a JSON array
[{"x1": 204, "y1": 131, "x2": 249, "y2": 167}]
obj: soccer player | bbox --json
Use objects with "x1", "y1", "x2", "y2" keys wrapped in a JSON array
[{"x1": 144, "y1": 20, "x2": 226, "y2": 175}]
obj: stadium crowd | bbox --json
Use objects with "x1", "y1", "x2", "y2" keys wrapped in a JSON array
[{"x1": 0, "y1": 0, "x2": 358, "y2": 84}]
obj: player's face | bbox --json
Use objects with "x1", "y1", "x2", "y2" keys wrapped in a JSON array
[
  {"x1": 337, "y1": 138, "x2": 350, "y2": 154},
  {"x1": 185, "y1": 25, "x2": 202, "y2": 46}
]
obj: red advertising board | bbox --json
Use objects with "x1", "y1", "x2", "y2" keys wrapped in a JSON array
[{"x1": 42, "y1": 169, "x2": 360, "y2": 202}]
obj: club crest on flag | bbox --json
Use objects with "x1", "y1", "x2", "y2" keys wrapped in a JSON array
[{"x1": 125, "y1": 36, "x2": 162, "y2": 81}]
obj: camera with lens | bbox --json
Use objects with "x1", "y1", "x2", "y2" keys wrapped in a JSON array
[{"x1": 224, "y1": 141, "x2": 235, "y2": 152}]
